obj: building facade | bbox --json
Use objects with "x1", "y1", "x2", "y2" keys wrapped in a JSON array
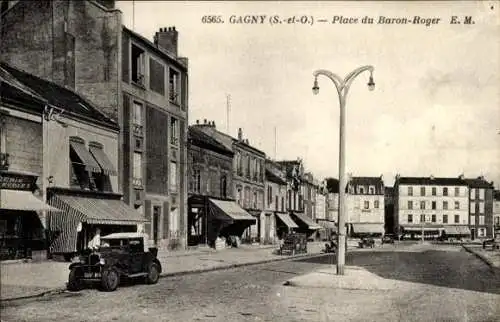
[
  {"x1": 302, "y1": 172, "x2": 317, "y2": 220},
  {"x1": 494, "y1": 190, "x2": 500, "y2": 238},
  {"x1": 464, "y1": 177, "x2": 495, "y2": 239},
  {"x1": 394, "y1": 176, "x2": 470, "y2": 240},
  {"x1": 346, "y1": 175, "x2": 385, "y2": 237},
  {"x1": 384, "y1": 187, "x2": 395, "y2": 234},
  {"x1": 1, "y1": 0, "x2": 189, "y2": 250}
]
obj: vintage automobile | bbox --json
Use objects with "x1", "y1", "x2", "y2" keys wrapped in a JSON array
[
  {"x1": 483, "y1": 237, "x2": 500, "y2": 250},
  {"x1": 67, "y1": 233, "x2": 162, "y2": 292},
  {"x1": 358, "y1": 237, "x2": 375, "y2": 248},
  {"x1": 381, "y1": 234, "x2": 395, "y2": 244}
]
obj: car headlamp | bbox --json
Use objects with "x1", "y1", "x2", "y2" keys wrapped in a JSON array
[{"x1": 99, "y1": 258, "x2": 106, "y2": 265}]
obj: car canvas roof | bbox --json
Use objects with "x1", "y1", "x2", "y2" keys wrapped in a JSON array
[{"x1": 101, "y1": 232, "x2": 147, "y2": 240}]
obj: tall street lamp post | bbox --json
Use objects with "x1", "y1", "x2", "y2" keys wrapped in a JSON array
[{"x1": 312, "y1": 66, "x2": 375, "y2": 275}]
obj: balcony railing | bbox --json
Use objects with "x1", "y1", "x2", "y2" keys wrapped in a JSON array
[{"x1": 0, "y1": 153, "x2": 9, "y2": 170}]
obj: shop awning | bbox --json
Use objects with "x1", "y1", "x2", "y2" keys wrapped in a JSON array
[
  {"x1": 317, "y1": 220, "x2": 337, "y2": 229},
  {"x1": 89, "y1": 146, "x2": 117, "y2": 176},
  {"x1": 402, "y1": 225, "x2": 443, "y2": 232},
  {"x1": 275, "y1": 213, "x2": 298, "y2": 229},
  {"x1": 351, "y1": 223, "x2": 384, "y2": 234},
  {"x1": 0, "y1": 190, "x2": 60, "y2": 212},
  {"x1": 208, "y1": 199, "x2": 256, "y2": 223},
  {"x1": 292, "y1": 212, "x2": 321, "y2": 230},
  {"x1": 70, "y1": 140, "x2": 101, "y2": 173},
  {"x1": 443, "y1": 226, "x2": 470, "y2": 235}
]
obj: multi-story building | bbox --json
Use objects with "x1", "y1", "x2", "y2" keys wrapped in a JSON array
[
  {"x1": 276, "y1": 159, "x2": 320, "y2": 235},
  {"x1": 325, "y1": 178, "x2": 339, "y2": 223},
  {"x1": 494, "y1": 190, "x2": 500, "y2": 238},
  {"x1": 193, "y1": 122, "x2": 265, "y2": 243},
  {"x1": 384, "y1": 187, "x2": 395, "y2": 234},
  {"x1": 187, "y1": 125, "x2": 255, "y2": 248},
  {"x1": 263, "y1": 159, "x2": 291, "y2": 243},
  {"x1": 345, "y1": 175, "x2": 385, "y2": 237},
  {"x1": 1, "y1": 63, "x2": 145, "y2": 260},
  {"x1": 302, "y1": 172, "x2": 317, "y2": 220},
  {"x1": 1, "y1": 0, "x2": 189, "y2": 250},
  {"x1": 464, "y1": 176, "x2": 495, "y2": 239},
  {"x1": 394, "y1": 175, "x2": 470, "y2": 240}
]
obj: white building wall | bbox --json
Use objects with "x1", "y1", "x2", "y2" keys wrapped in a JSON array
[
  {"x1": 347, "y1": 194, "x2": 384, "y2": 224},
  {"x1": 315, "y1": 194, "x2": 326, "y2": 220}
]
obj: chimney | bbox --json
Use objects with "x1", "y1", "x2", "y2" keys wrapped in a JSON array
[
  {"x1": 478, "y1": 175, "x2": 484, "y2": 180},
  {"x1": 238, "y1": 128, "x2": 243, "y2": 141},
  {"x1": 154, "y1": 26, "x2": 178, "y2": 57},
  {"x1": 212, "y1": 121, "x2": 216, "y2": 128},
  {"x1": 95, "y1": 0, "x2": 116, "y2": 9},
  {"x1": 196, "y1": 119, "x2": 199, "y2": 125},
  {"x1": 430, "y1": 174, "x2": 434, "y2": 180},
  {"x1": 204, "y1": 119, "x2": 207, "y2": 125},
  {"x1": 458, "y1": 173, "x2": 464, "y2": 179}
]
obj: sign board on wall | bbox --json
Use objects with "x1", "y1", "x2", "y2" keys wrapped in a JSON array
[{"x1": 0, "y1": 171, "x2": 37, "y2": 191}]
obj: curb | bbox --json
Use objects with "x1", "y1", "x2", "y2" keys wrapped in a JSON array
[
  {"x1": 1, "y1": 251, "x2": 326, "y2": 302},
  {"x1": 462, "y1": 245, "x2": 500, "y2": 275}
]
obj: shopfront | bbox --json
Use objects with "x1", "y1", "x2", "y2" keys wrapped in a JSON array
[{"x1": 0, "y1": 170, "x2": 57, "y2": 261}]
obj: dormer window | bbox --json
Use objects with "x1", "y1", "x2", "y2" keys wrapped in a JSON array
[{"x1": 369, "y1": 186, "x2": 375, "y2": 194}]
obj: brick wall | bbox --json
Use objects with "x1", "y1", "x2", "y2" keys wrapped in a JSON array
[{"x1": 4, "y1": 115, "x2": 43, "y2": 176}]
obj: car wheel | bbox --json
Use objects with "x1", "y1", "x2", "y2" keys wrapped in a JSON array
[
  {"x1": 67, "y1": 268, "x2": 83, "y2": 292},
  {"x1": 146, "y1": 263, "x2": 160, "y2": 284},
  {"x1": 101, "y1": 268, "x2": 120, "y2": 292}
]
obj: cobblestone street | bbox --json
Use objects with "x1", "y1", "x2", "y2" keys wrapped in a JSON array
[{"x1": 1, "y1": 243, "x2": 499, "y2": 322}]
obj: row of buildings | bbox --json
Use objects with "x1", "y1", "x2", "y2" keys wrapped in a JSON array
[{"x1": 325, "y1": 175, "x2": 500, "y2": 241}]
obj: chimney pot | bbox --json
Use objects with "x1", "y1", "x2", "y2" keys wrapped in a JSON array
[
  {"x1": 196, "y1": 119, "x2": 199, "y2": 124},
  {"x1": 238, "y1": 128, "x2": 243, "y2": 141},
  {"x1": 204, "y1": 119, "x2": 207, "y2": 124},
  {"x1": 173, "y1": 26, "x2": 176, "y2": 31}
]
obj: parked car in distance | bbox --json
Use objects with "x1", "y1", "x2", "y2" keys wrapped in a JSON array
[
  {"x1": 67, "y1": 233, "x2": 162, "y2": 292},
  {"x1": 382, "y1": 234, "x2": 395, "y2": 244},
  {"x1": 483, "y1": 237, "x2": 500, "y2": 250},
  {"x1": 358, "y1": 237, "x2": 375, "y2": 248}
]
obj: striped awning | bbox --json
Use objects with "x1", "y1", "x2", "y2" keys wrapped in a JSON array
[
  {"x1": 292, "y1": 212, "x2": 321, "y2": 230},
  {"x1": 402, "y1": 225, "x2": 443, "y2": 232},
  {"x1": 275, "y1": 213, "x2": 298, "y2": 229},
  {"x1": 47, "y1": 194, "x2": 146, "y2": 253},
  {"x1": 317, "y1": 220, "x2": 337, "y2": 229},
  {"x1": 209, "y1": 199, "x2": 256, "y2": 222},
  {"x1": 70, "y1": 140, "x2": 101, "y2": 173},
  {"x1": 0, "y1": 190, "x2": 59, "y2": 212},
  {"x1": 89, "y1": 146, "x2": 117, "y2": 176},
  {"x1": 443, "y1": 225, "x2": 470, "y2": 235},
  {"x1": 351, "y1": 223, "x2": 384, "y2": 234}
]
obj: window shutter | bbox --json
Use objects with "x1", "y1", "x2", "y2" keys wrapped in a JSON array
[
  {"x1": 122, "y1": 34, "x2": 130, "y2": 83},
  {"x1": 163, "y1": 202, "x2": 170, "y2": 239},
  {"x1": 144, "y1": 199, "x2": 152, "y2": 237}
]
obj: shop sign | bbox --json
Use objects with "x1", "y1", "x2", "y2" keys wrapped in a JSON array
[{"x1": 0, "y1": 172, "x2": 36, "y2": 191}]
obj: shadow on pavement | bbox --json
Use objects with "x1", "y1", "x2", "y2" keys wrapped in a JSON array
[{"x1": 293, "y1": 250, "x2": 500, "y2": 295}]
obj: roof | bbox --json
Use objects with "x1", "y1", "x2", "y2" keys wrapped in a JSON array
[
  {"x1": 396, "y1": 177, "x2": 468, "y2": 186},
  {"x1": 101, "y1": 233, "x2": 149, "y2": 240},
  {"x1": 275, "y1": 160, "x2": 302, "y2": 178},
  {"x1": 265, "y1": 168, "x2": 287, "y2": 185},
  {"x1": 188, "y1": 126, "x2": 233, "y2": 157},
  {"x1": 122, "y1": 26, "x2": 187, "y2": 71},
  {"x1": 348, "y1": 176, "x2": 384, "y2": 186},
  {"x1": 463, "y1": 178, "x2": 494, "y2": 189},
  {"x1": 0, "y1": 62, "x2": 119, "y2": 130}
]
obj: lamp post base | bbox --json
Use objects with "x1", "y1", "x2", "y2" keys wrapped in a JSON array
[{"x1": 336, "y1": 233, "x2": 346, "y2": 275}]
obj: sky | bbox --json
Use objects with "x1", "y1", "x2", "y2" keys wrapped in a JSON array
[{"x1": 116, "y1": 1, "x2": 499, "y2": 187}]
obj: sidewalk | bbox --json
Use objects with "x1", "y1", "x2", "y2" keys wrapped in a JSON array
[
  {"x1": 1, "y1": 242, "x2": 324, "y2": 301},
  {"x1": 462, "y1": 244, "x2": 500, "y2": 274}
]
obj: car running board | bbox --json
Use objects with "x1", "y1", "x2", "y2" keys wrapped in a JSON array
[{"x1": 127, "y1": 272, "x2": 148, "y2": 278}]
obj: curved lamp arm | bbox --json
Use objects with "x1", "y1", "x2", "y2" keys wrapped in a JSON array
[
  {"x1": 313, "y1": 70, "x2": 344, "y2": 103},
  {"x1": 344, "y1": 65, "x2": 374, "y2": 91}
]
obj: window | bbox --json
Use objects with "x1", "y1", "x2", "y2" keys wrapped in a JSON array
[
  {"x1": 236, "y1": 187, "x2": 242, "y2": 205},
  {"x1": 470, "y1": 202, "x2": 475, "y2": 213},
  {"x1": 133, "y1": 152, "x2": 143, "y2": 187},
  {"x1": 431, "y1": 214, "x2": 436, "y2": 223},
  {"x1": 69, "y1": 138, "x2": 91, "y2": 190},
  {"x1": 191, "y1": 169, "x2": 201, "y2": 193},
  {"x1": 275, "y1": 195, "x2": 278, "y2": 211},
  {"x1": 454, "y1": 214, "x2": 459, "y2": 223},
  {"x1": 220, "y1": 175, "x2": 227, "y2": 198},
  {"x1": 281, "y1": 197, "x2": 285, "y2": 212},
  {"x1": 443, "y1": 201, "x2": 448, "y2": 210},
  {"x1": 470, "y1": 188, "x2": 476, "y2": 199},
  {"x1": 267, "y1": 186, "x2": 273, "y2": 206},
  {"x1": 169, "y1": 68, "x2": 180, "y2": 104},
  {"x1": 453, "y1": 201, "x2": 459, "y2": 210},
  {"x1": 131, "y1": 44, "x2": 145, "y2": 85},
  {"x1": 169, "y1": 207, "x2": 179, "y2": 234},
  {"x1": 374, "y1": 200, "x2": 379, "y2": 209},
  {"x1": 443, "y1": 187, "x2": 448, "y2": 196},
  {"x1": 432, "y1": 187, "x2": 436, "y2": 196},
  {"x1": 408, "y1": 214, "x2": 413, "y2": 223},
  {"x1": 420, "y1": 214, "x2": 425, "y2": 223},
  {"x1": 408, "y1": 187, "x2": 413, "y2": 196},
  {"x1": 455, "y1": 187, "x2": 460, "y2": 197},
  {"x1": 253, "y1": 191, "x2": 258, "y2": 209},
  {"x1": 420, "y1": 201, "x2": 425, "y2": 210},
  {"x1": 420, "y1": 187, "x2": 425, "y2": 196},
  {"x1": 432, "y1": 201, "x2": 436, "y2": 210},
  {"x1": 479, "y1": 202, "x2": 484, "y2": 214},
  {"x1": 364, "y1": 201, "x2": 369, "y2": 209},
  {"x1": 479, "y1": 189, "x2": 485, "y2": 200},
  {"x1": 408, "y1": 200, "x2": 413, "y2": 210},
  {"x1": 479, "y1": 215, "x2": 485, "y2": 225},
  {"x1": 478, "y1": 228, "x2": 486, "y2": 237},
  {"x1": 359, "y1": 187, "x2": 365, "y2": 194},
  {"x1": 443, "y1": 214, "x2": 448, "y2": 223},
  {"x1": 149, "y1": 58, "x2": 165, "y2": 95},
  {"x1": 132, "y1": 101, "x2": 143, "y2": 136},
  {"x1": 170, "y1": 162, "x2": 177, "y2": 191},
  {"x1": 170, "y1": 117, "x2": 179, "y2": 145},
  {"x1": 369, "y1": 186, "x2": 375, "y2": 194},
  {"x1": 470, "y1": 215, "x2": 476, "y2": 225},
  {"x1": 246, "y1": 156, "x2": 250, "y2": 178}
]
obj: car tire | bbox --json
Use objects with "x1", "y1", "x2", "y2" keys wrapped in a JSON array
[
  {"x1": 67, "y1": 268, "x2": 83, "y2": 292},
  {"x1": 146, "y1": 263, "x2": 160, "y2": 284},
  {"x1": 101, "y1": 268, "x2": 120, "y2": 292}
]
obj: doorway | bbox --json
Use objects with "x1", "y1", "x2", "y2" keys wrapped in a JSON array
[
  {"x1": 470, "y1": 228, "x2": 475, "y2": 241},
  {"x1": 153, "y1": 205, "x2": 161, "y2": 245}
]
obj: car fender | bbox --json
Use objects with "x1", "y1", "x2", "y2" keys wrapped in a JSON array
[{"x1": 152, "y1": 258, "x2": 162, "y2": 273}]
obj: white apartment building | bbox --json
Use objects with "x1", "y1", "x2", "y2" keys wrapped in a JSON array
[{"x1": 394, "y1": 176, "x2": 470, "y2": 239}]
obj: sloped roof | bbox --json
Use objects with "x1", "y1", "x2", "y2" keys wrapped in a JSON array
[
  {"x1": 188, "y1": 126, "x2": 233, "y2": 157},
  {"x1": 396, "y1": 177, "x2": 467, "y2": 186},
  {"x1": 349, "y1": 176, "x2": 384, "y2": 186},
  {"x1": 275, "y1": 160, "x2": 302, "y2": 178},
  {"x1": 0, "y1": 62, "x2": 118, "y2": 130},
  {"x1": 265, "y1": 168, "x2": 287, "y2": 185},
  {"x1": 463, "y1": 178, "x2": 494, "y2": 189}
]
